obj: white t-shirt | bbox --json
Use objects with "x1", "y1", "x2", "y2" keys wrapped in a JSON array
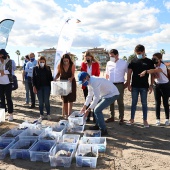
[
  {"x1": 0, "y1": 63, "x2": 10, "y2": 84},
  {"x1": 87, "y1": 65, "x2": 92, "y2": 76},
  {"x1": 105, "y1": 59, "x2": 128, "y2": 83},
  {"x1": 155, "y1": 63, "x2": 169, "y2": 84},
  {"x1": 84, "y1": 76, "x2": 120, "y2": 109}
]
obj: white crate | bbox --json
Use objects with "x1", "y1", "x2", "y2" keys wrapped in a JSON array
[
  {"x1": 51, "y1": 80, "x2": 72, "y2": 96},
  {"x1": 0, "y1": 109, "x2": 5, "y2": 122},
  {"x1": 29, "y1": 140, "x2": 55, "y2": 162},
  {"x1": 75, "y1": 144, "x2": 98, "y2": 168},
  {"x1": 19, "y1": 128, "x2": 44, "y2": 140},
  {"x1": 9, "y1": 139, "x2": 37, "y2": 159},
  {"x1": 0, "y1": 138, "x2": 15, "y2": 159},
  {"x1": 67, "y1": 124, "x2": 85, "y2": 133},
  {"x1": 68, "y1": 111, "x2": 86, "y2": 126},
  {"x1": 0, "y1": 129, "x2": 24, "y2": 141},
  {"x1": 60, "y1": 134, "x2": 80, "y2": 146},
  {"x1": 39, "y1": 131, "x2": 61, "y2": 142},
  {"x1": 80, "y1": 137, "x2": 107, "y2": 153},
  {"x1": 83, "y1": 130, "x2": 101, "y2": 137},
  {"x1": 49, "y1": 143, "x2": 76, "y2": 167},
  {"x1": 52, "y1": 124, "x2": 66, "y2": 136}
]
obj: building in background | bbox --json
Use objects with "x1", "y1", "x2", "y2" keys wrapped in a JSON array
[
  {"x1": 82, "y1": 47, "x2": 109, "y2": 68},
  {"x1": 37, "y1": 48, "x2": 77, "y2": 68}
]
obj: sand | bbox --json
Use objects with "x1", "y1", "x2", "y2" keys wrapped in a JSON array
[{"x1": 0, "y1": 70, "x2": 170, "y2": 170}]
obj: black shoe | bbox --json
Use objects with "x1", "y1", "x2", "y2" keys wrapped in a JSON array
[
  {"x1": 89, "y1": 125, "x2": 99, "y2": 130},
  {"x1": 86, "y1": 118, "x2": 90, "y2": 122},
  {"x1": 93, "y1": 118, "x2": 96, "y2": 123},
  {"x1": 101, "y1": 129, "x2": 108, "y2": 136},
  {"x1": 119, "y1": 119, "x2": 124, "y2": 125},
  {"x1": 29, "y1": 105, "x2": 35, "y2": 109}
]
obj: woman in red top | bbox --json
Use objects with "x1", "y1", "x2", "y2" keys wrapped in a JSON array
[{"x1": 81, "y1": 51, "x2": 100, "y2": 122}]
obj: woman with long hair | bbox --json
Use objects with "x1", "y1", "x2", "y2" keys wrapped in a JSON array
[
  {"x1": 33, "y1": 56, "x2": 53, "y2": 120},
  {"x1": 81, "y1": 51, "x2": 100, "y2": 122},
  {"x1": 139, "y1": 52, "x2": 169, "y2": 126},
  {"x1": 55, "y1": 53, "x2": 76, "y2": 119}
]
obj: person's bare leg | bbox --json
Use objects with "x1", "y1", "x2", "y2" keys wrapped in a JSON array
[
  {"x1": 64, "y1": 102, "x2": 69, "y2": 119},
  {"x1": 62, "y1": 101, "x2": 65, "y2": 118},
  {"x1": 68, "y1": 102, "x2": 73, "y2": 116}
]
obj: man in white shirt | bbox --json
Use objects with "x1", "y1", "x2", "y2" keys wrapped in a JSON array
[
  {"x1": 78, "y1": 71, "x2": 119, "y2": 136},
  {"x1": 105, "y1": 49, "x2": 128, "y2": 125}
]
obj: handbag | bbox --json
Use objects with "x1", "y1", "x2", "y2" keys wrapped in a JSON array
[{"x1": 12, "y1": 75, "x2": 18, "y2": 90}]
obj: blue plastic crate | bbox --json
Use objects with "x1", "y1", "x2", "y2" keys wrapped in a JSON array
[
  {"x1": 0, "y1": 138, "x2": 15, "y2": 159},
  {"x1": 49, "y1": 143, "x2": 76, "y2": 167},
  {"x1": 29, "y1": 140, "x2": 55, "y2": 162},
  {"x1": 9, "y1": 139, "x2": 37, "y2": 159}
]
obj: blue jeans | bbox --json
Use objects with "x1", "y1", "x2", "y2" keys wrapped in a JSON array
[
  {"x1": 94, "y1": 95, "x2": 119, "y2": 130},
  {"x1": 37, "y1": 86, "x2": 51, "y2": 115},
  {"x1": 131, "y1": 87, "x2": 148, "y2": 120},
  {"x1": 25, "y1": 79, "x2": 29, "y2": 104}
]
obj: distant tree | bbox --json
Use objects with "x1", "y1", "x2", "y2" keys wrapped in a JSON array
[
  {"x1": 160, "y1": 49, "x2": 165, "y2": 56},
  {"x1": 122, "y1": 56, "x2": 127, "y2": 61},
  {"x1": 15, "y1": 50, "x2": 21, "y2": 66},
  {"x1": 127, "y1": 54, "x2": 136, "y2": 63},
  {"x1": 20, "y1": 56, "x2": 25, "y2": 61}
]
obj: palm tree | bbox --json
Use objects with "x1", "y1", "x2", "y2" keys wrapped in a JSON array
[
  {"x1": 122, "y1": 56, "x2": 127, "y2": 61},
  {"x1": 15, "y1": 50, "x2": 21, "y2": 66},
  {"x1": 160, "y1": 49, "x2": 165, "y2": 56},
  {"x1": 127, "y1": 54, "x2": 136, "y2": 63}
]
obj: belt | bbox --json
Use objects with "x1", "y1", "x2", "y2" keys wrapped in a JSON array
[{"x1": 113, "y1": 82, "x2": 124, "y2": 85}]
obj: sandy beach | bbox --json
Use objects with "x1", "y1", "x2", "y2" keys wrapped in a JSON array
[{"x1": 0, "y1": 70, "x2": 170, "y2": 170}]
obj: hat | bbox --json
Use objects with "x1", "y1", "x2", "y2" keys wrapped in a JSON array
[
  {"x1": 0, "y1": 49, "x2": 8, "y2": 56},
  {"x1": 78, "y1": 72, "x2": 88, "y2": 84}
]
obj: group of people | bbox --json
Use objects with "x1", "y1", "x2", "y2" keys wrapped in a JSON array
[{"x1": 0, "y1": 44, "x2": 169, "y2": 136}]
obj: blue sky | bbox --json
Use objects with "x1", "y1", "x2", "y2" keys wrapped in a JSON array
[{"x1": 0, "y1": 0, "x2": 170, "y2": 66}]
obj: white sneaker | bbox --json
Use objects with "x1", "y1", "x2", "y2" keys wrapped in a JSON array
[
  {"x1": 165, "y1": 119, "x2": 169, "y2": 126},
  {"x1": 8, "y1": 114, "x2": 13, "y2": 121},
  {"x1": 47, "y1": 115, "x2": 51, "y2": 120},
  {"x1": 38, "y1": 115, "x2": 44, "y2": 122},
  {"x1": 156, "y1": 119, "x2": 160, "y2": 126}
]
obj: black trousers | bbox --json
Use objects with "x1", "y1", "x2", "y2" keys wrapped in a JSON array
[
  {"x1": 83, "y1": 87, "x2": 95, "y2": 120},
  {"x1": 28, "y1": 77, "x2": 35, "y2": 106},
  {"x1": 0, "y1": 83, "x2": 13, "y2": 113},
  {"x1": 153, "y1": 83, "x2": 169, "y2": 119}
]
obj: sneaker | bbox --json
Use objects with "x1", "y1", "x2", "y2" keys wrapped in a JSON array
[
  {"x1": 105, "y1": 117, "x2": 114, "y2": 123},
  {"x1": 165, "y1": 119, "x2": 169, "y2": 126},
  {"x1": 8, "y1": 114, "x2": 13, "y2": 121},
  {"x1": 126, "y1": 119, "x2": 134, "y2": 126},
  {"x1": 29, "y1": 105, "x2": 35, "y2": 109},
  {"x1": 144, "y1": 120, "x2": 149, "y2": 128},
  {"x1": 156, "y1": 119, "x2": 160, "y2": 126},
  {"x1": 89, "y1": 125, "x2": 99, "y2": 130},
  {"x1": 23, "y1": 102, "x2": 29, "y2": 105},
  {"x1": 119, "y1": 119, "x2": 124, "y2": 125},
  {"x1": 38, "y1": 115, "x2": 44, "y2": 122},
  {"x1": 101, "y1": 129, "x2": 108, "y2": 136},
  {"x1": 47, "y1": 115, "x2": 51, "y2": 121}
]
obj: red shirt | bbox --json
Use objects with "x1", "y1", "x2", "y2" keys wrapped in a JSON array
[{"x1": 81, "y1": 62, "x2": 100, "y2": 89}]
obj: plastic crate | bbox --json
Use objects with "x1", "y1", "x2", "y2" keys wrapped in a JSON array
[
  {"x1": 9, "y1": 139, "x2": 37, "y2": 159},
  {"x1": 39, "y1": 131, "x2": 61, "y2": 142},
  {"x1": 75, "y1": 144, "x2": 98, "y2": 168},
  {"x1": 52, "y1": 124, "x2": 66, "y2": 136},
  {"x1": 49, "y1": 143, "x2": 76, "y2": 167},
  {"x1": 60, "y1": 134, "x2": 80, "y2": 146},
  {"x1": 59, "y1": 120, "x2": 69, "y2": 127},
  {"x1": 67, "y1": 124, "x2": 85, "y2": 133},
  {"x1": 29, "y1": 140, "x2": 55, "y2": 162},
  {"x1": 80, "y1": 137, "x2": 106, "y2": 153},
  {"x1": 19, "y1": 128, "x2": 44, "y2": 140},
  {"x1": 0, "y1": 129, "x2": 24, "y2": 141},
  {"x1": 0, "y1": 138, "x2": 15, "y2": 159},
  {"x1": 51, "y1": 80, "x2": 72, "y2": 96},
  {"x1": 68, "y1": 111, "x2": 86, "y2": 126},
  {"x1": 83, "y1": 130, "x2": 101, "y2": 137},
  {"x1": 0, "y1": 109, "x2": 5, "y2": 122}
]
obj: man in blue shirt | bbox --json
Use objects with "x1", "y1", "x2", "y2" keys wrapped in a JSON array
[{"x1": 25, "y1": 53, "x2": 37, "y2": 108}]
